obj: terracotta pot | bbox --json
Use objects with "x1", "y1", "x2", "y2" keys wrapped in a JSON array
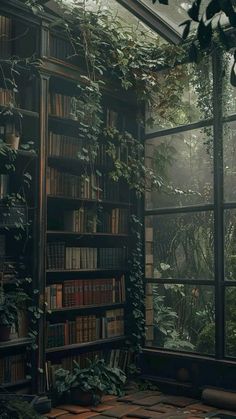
[
  {"x1": 70, "y1": 388, "x2": 102, "y2": 406},
  {"x1": 5, "y1": 134, "x2": 20, "y2": 150},
  {"x1": 0, "y1": 324, "x2": 11, "y2": 341}
]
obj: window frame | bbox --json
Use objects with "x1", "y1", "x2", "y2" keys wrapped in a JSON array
[{"x1": 144, "y1": 49, "x2": 236, "y2": 362}]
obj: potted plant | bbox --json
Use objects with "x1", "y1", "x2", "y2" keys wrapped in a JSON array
[
  {"x1": 0, "y1": 287, "x2": 29, "y2": 342},
  {"x1": 1, "y1": 106, "x2": 22, "y2": 151},
  {"x1": 55, "y1": 357, "x2": 126, "y2": 406}
]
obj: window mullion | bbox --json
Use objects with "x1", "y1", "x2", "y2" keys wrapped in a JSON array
[{"x1": 212, "y1": 49, "x2": 225, "y2": 359}]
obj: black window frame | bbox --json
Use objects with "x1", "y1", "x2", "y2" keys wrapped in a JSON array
[{"x1": 144, "y1": 48, "x2": 236, "y2": 363}]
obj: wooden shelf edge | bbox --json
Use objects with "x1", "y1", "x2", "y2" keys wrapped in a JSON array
[
  {"x1": 0, "y1": 378, "x2": 31, "y2": 389},
  {"x1": 46, "y1": 268, "x2": 129, "y2": 274},
  {"x1": 0, "y1": 337, "x2": 32, "y2": 350},
  {"x1": 47, "y1": 195, "x2": 132, "y2": 207},
  {"x1": 47, "y1": 230, "x2": 129, "y2": 238},
  {"x1": 0, "y1": 105, "x2": 39, "y2": 119},
  {"x1": 46, "y1": 335, "x2": 126, "y2": 354},
  {"x1": 48, "y1": 302, "x2": 126, "y2": 314}
]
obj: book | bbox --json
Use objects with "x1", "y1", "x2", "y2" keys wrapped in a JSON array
[
  {"x1": 50, "y1": 34, "x2": 74, "y2": 62},
  {"x1": 0, "y1": 354, "x2": 26, "y2": 384},
  {"x1": 46, "y1": 276, "x2": 125, "y2": 309},
  {"x1": 0, "y1": 15, "x2": 12, "y2": 58},
  {"x1": 49, "y1": 92, "x2": 77, "y2": 119},
  {"x1": 46, "y1": 308, "x2": 124, "y2": 348}
]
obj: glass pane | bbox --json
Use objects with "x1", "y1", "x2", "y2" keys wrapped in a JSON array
[
  {"x1": 145, "y1": 213, "x2": 214, "y2": 280},
  {"x1": 224, "y1": 121, "x2": 236, "y2": 202},
  {"x1": 146, "y1": 283, "x2": 215, "y2": 354},
  {"x1": 145, "y1": 128, "x2": 213, "y2": 209},
  {"x1": 223, "y1": 53, "x2": 236, "y2": 117},
  {"x1": 140, "y1": 0, "x2": 192, "y2": 27},
  {"x1": 146, "y1": 58, "x2": 213, "y2": 133},
  {"x1": 225, "y1": 209, "x2": 236, "y2": 281},
  {"x1": 225, "y1": 287, "x2": 236, "y2": 357}
]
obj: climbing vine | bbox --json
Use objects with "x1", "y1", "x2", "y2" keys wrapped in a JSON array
[{"x1": 19, "y1": 0, "x2": 203, "y2": 354}]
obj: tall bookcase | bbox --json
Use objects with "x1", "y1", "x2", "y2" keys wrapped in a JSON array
[
  {"x1": 0, "y1": 0, "x2": 141, "y2": 395},
  {"x1": 0, "y1": 1, "x2": 40, "y2": 394}
]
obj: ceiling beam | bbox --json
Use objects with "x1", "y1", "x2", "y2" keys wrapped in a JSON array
[{"x1": 116, "y1": 0, "x2": 182, "y2": 44}]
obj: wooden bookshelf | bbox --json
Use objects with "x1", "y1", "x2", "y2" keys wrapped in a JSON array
[
  {"x1": 0, "y1": 3, "x2": 40, "y2": 394},
  {"x1": 0, "y1": 0, "x2": 141, "y2": 394}
]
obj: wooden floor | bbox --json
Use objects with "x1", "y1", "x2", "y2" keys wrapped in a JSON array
[{"x1": 46, "y1": 390, "x2": 236, "y2": 418}]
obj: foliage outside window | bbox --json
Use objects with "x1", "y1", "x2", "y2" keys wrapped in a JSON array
[{"x1": 145, "y1": 51, "x2": 236, "y2": 359}]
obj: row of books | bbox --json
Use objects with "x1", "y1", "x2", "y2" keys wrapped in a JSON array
[
  {"x1": 63, "y1": 207, "x2": 128, "y2": 234},
  {"x1": 0, "y1": 354, "x2": 25, "y2": 384},
  {"x1": 95, "y1": 142, "x2": 128, "y2": 167},
  {"x1": 64, "y1": 208, "x2": 97, "y2": 233},
  {"x1": 45, "y1": 275, "x2": 126, "y2": 309},
  {"x1": 48, "y1": 132, "x2": 81, "y2": 159},
  {"x1": 50, "y1": 34, "x2": 74, "y2": 62},
  {"x1": 47, "y1": 243, "x2": 127, "y2": 270},
  {"x1": 46, "y1": 168, "x2": 100, "y2": 200},
  {"x1": 0, "y1": 88, "x2": 15, "y2": 106},
  {"x1": 0, "y1": 16, "x2": 12, "y2": 58},
  {"x1": 47, "y1": 308, "x2": 124, "y2": 348},
  {"x1": 49, "y1": 92, "x2": 77, "y2": 119},
  {"x1": 48, "y1": 133, "x2": 128, "y2": 167},
  {"x1": 46, "y1": 348, "x2": 131, "y2": 390},
  {"x1": 98, "y1": 208, "x2": 128, "y2": 234},
  {"x1": 0, "y1": 175, "x2": 9, "y2": 199},
  {"x1": 47, "y1": 167, "x2": 128, "y2": 201}
]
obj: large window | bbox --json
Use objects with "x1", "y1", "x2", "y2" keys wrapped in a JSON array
[{"x1": 145, "y1": 52, "x2": 236, "y2": 360}]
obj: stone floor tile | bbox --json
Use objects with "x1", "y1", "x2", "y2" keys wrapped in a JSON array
[
  {"x1": 102, "y1": 395, "x2": 118, "y2": 403},
  {"x1": 58, "y1": 405, "x2": 90, "y2": 414},
  {"x1": 99, "y1": 404, "x2": 140, "y2": 418},
  {"x1": 126, "y1": 408, "x2": 153, "y2": 418},
  {"x1": 147, "y1": 403, "x2": 178, "y2": 413},
  {"x1": 91, "y1": 405, "x2": 115, "y2": 412},
  {"x1": 164, "y1": 396, "x2": 198, "y2": 408},
  {"x1": 118, "y1": 391, "x2": 162, "y2": 403},
  {"x1": 47, "y1": 408, "x2": 69, "y2": 418},
  {"x1": 132, "y1": 395, "x2": 167, "y2": 407}
]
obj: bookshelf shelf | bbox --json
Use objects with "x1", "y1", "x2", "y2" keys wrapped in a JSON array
[
  {"x1": 0, "y1": 337, "x2": 32, "y2": 350},
  {"x1": 47, "y1": 156, "x2": 114, "y2": 174},
  {"x1": 46, "y1": 336, "x2": 126, "y2": 354},
  {"x1": 1, "y1": 378, "x2": 31, "y2": 389},
  {"x1": 49, "y1": 114, "x2": 80, "y2": 127},
  {"x1": 47, "y1": 230, "x2": 129, "y2": 238},
  {"x1": 0, "y1": 105, "x2": 39, "y2": 119},
  {"x1": 46, "y1": 268, "x2": 128, "y2": 275},
  {"x1": 47, "y1": 195, "x2": 132, "y2": 208},
  {"x1": 48, "y1": 302, "x2": 125, "y2": 315}
]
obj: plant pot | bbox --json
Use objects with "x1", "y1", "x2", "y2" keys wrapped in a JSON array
[
  {"x1": 0, "y1": 324, "x2": 11, "y2": 341},
  {"x1": 70, "y1": 388, "x2": 102, "y2": 406},
  {"x1": 5, "y1": 133, "x2": 20, "y2": 150}
]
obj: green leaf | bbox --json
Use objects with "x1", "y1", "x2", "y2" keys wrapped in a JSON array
[
  {"x1": 180, "y1": 20, "x2": 191, "y2": 40},
  {"x1": 217, "y1": 21, "x2": 230, "y2": 50},
  {"x1": 188, "y1": 42, "x2": 199, "y2": 63},
  {"x1": 230, "y1": 62, "x2": 236, "y2": 87},
  {"x1": 206, "y1": 0, "x2": 221, "y2": 20},
  {"x1": 197, "y1": 19, "x2": 212, "y2": 49},
  {"x1": 188, "y1": 0, "x2": 201, "y2": 22}
]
